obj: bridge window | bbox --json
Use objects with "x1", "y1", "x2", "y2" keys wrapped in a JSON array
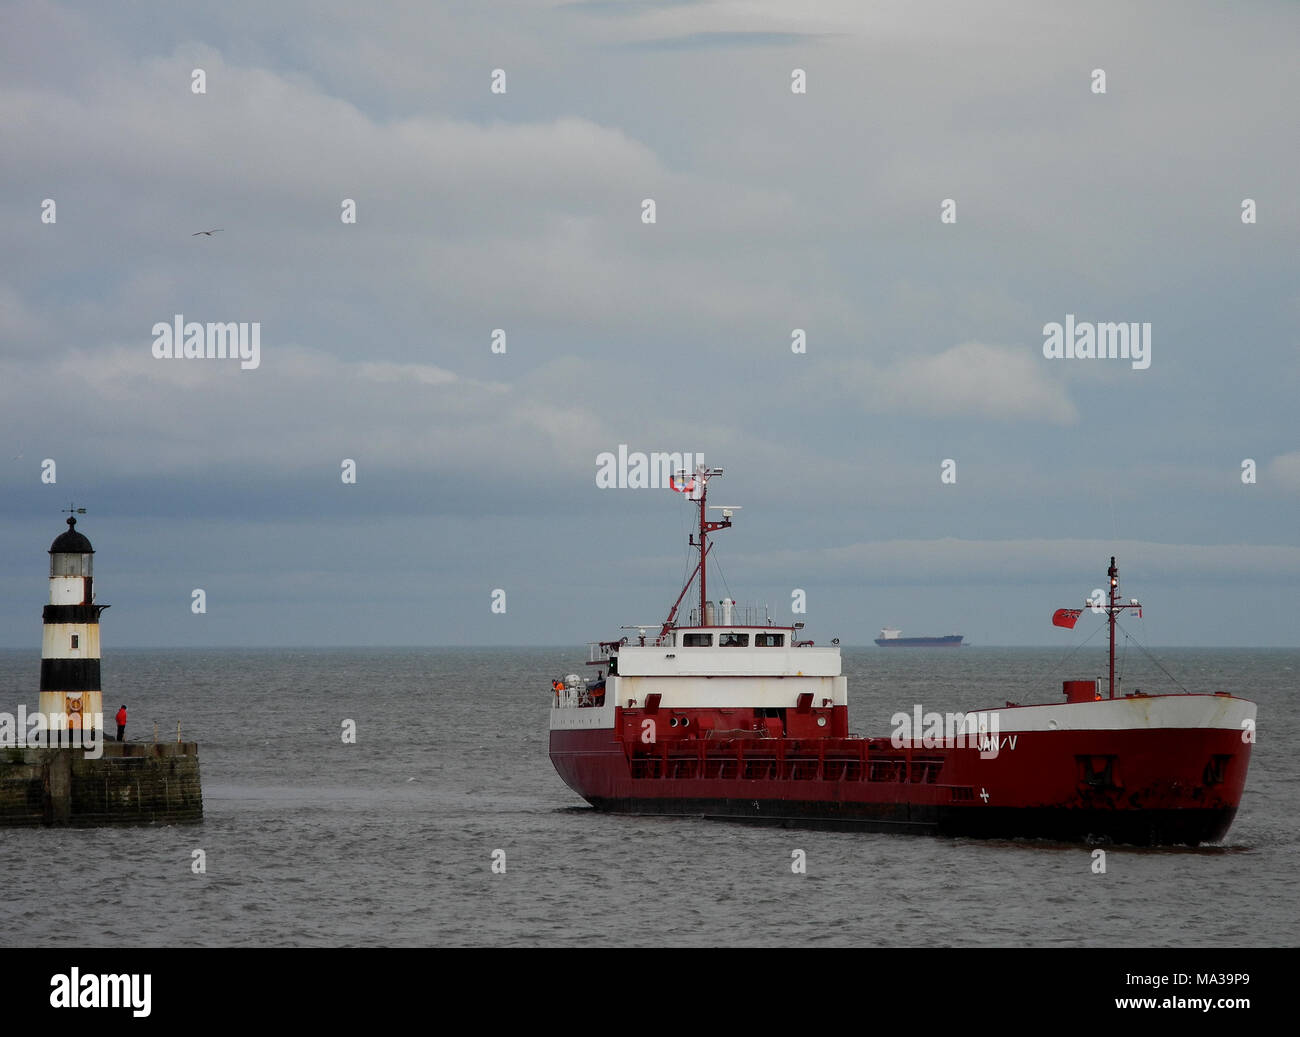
[
  {"x1": 682, "y1": 633, "x2": 712, "y2": 647},
  {"x1": 719, "y1": 633, "x2": 749, "y2": 647},
  {"x1": 754, "y1": 633, "x2": 784, "y2": 647},
  {"x1": 70, "y1": 634, "x2": 79, "y2": 649}
]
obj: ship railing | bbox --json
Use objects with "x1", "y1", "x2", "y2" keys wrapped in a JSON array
[
  {"x1": 553, "y1": 684, "x2": 604, "y2": 709},
  {"x1": 586, "y1": 635, "x2": 673, "y2": 662},
  {"x1": 554, "y1": 686, "x2": 578, "y2": 708},
  {"x1": 685, "y1": 604, "x2": 776, "y2": 628}
]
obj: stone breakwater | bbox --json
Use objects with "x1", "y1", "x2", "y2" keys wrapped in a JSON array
[{"x1": 0, "y1": 740, "x2": 202, "y2": 826}]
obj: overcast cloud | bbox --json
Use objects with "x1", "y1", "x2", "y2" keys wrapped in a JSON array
[{"x1": 1, "y1": 1, "x2": 1296, "y2": 647}]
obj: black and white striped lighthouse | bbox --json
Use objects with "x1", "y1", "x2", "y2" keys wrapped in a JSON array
[{"x1": 38, "y1": 514, "x2": 106, "y2": 737}]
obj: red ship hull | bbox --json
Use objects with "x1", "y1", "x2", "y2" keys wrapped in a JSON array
[{"x1": 550, "y1": 696, "x2": 1253, "y2": 846}]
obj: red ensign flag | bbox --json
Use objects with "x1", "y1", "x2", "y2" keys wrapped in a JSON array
[{"x1": 1052, "y1": 608, "x2": 1083, "y2": 629}]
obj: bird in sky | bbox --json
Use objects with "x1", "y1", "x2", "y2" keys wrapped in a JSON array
[{"x1": 191, "y1": 228, "x2": 223, "y2": 236}]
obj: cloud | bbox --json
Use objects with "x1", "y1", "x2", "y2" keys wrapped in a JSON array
[
  {"x1": 618, "y1": 31, "x2": 831, "y2": 51},
  {"x1": 1, "y1": 2, "x2": 1296, "y2": 648},
  {"x1": 836, "y1": 342, "x2": 1078, "y2": 423},
  {"x1": 1266, "y1": 452, "x2": 1300, "y2": 491},
  {"x1": 0, "y1": 344, "x2": 555, "y2": 477},
  {"x1": 563, "y1": 0, "x2": 711, "y2": 15},
  {"x1": 354, "y1": 362, "x2": 463, "y2": 388},
  {"x1": 0, "y1": 48, "x2": 837, "y2": 359},
  {"x1": 723, "y1": 537, "x2": 1300, "y2": 586}
]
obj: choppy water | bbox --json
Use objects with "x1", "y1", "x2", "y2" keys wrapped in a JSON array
[{"x1": 0, "y1": 646, "x2": 1294, "y2": 947}]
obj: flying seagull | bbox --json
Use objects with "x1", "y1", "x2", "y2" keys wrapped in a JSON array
[{"x1": 192, "y1": 228, "x2": 223, "y2": 236}]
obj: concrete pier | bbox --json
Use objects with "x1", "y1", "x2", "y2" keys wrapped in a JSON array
[{"x1": 0, "y1": 741, "x2": 203, "y2": 827}]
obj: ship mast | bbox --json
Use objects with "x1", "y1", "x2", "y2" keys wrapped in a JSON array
[
  {"x1": 659, "y1": 465, "x2": 728, "y2": 635},
  {"x1": 1103, "y1": 556, "x2": 1141, "y2": 699},
  {"x1": 692, "y1": 468, "x2": 730, "y2": 623},
  {"x1": 1054, "y1": 556, "x2": 1143, "y2": 699}
]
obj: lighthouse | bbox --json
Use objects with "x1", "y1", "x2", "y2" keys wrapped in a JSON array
[
  {"x1": 0, "y1": 512, "x2": 202, "y2": 827},
  {"x1": 38, "y1": 513, "x2": 106, "y2": 742}
]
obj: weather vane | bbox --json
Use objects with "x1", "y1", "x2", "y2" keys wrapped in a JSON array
[{"x1": 62, "y1": 503, "x2": 86, "y2": 517}]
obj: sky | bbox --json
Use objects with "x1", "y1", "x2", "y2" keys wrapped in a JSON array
[{"x1": 1, "y1": 0, "x2": 1296, "y2": 648}]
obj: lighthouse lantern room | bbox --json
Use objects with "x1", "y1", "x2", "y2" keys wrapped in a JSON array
[{"x1": 38, "y1": 514, "x2": 106, "y2": 738}]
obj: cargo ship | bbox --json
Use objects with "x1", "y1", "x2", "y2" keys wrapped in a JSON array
[
  {"x1": 875, "y1": 629, "x2": 963, "y2": 647},
  {"x1": 548, "y1": 465, "x2": 1255, "y2": 845}
]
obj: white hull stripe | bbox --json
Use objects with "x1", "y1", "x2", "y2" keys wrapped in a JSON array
[
  {"x1": 550, "y1": 694, "x2": 1255, "y2": 734},
  {"x1": 978, "y1": 694, "x2": 1255, "y2": 733}
]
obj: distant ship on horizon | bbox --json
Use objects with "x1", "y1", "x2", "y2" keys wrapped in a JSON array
[{"x1": 874, "y1": 628, "x2": 964, "y2": 647}]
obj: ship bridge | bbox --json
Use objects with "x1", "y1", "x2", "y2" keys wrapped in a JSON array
[
  {"x1": 551, "y1": 465, "x2": 847, "y2": 728},
  {"x1": 614, "y1": 633, "x2": 840, "y2": 679},
  {"x1": 558, "y1": 621, "x2": 845, "y2": 713}
]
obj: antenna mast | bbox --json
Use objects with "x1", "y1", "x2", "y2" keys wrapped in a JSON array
[
  {"x1": 1054, "y1": 557, "x2": 1142, "y2": 699},
  {"x1": 1102, "y1": 556, "x2": 1144, "y2": 701},
  {"x1": 659, "y1": 465, "x2": 729, "y2": 634},
  {"x1": 1102, "y1": 557, "x2": 1142, "y2": 699},
  {"x1": 691, "y1": 468, "x2": 729, "y2": 622}
]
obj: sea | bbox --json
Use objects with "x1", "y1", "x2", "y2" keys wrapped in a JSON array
[{"x1": 0, "y1": 646, "x2": 1295, "y2": 948}]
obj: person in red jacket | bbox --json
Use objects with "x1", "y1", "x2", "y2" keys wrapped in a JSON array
[{"x1": 115, "y1": 704, "x2": 127, "y2": 742}]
